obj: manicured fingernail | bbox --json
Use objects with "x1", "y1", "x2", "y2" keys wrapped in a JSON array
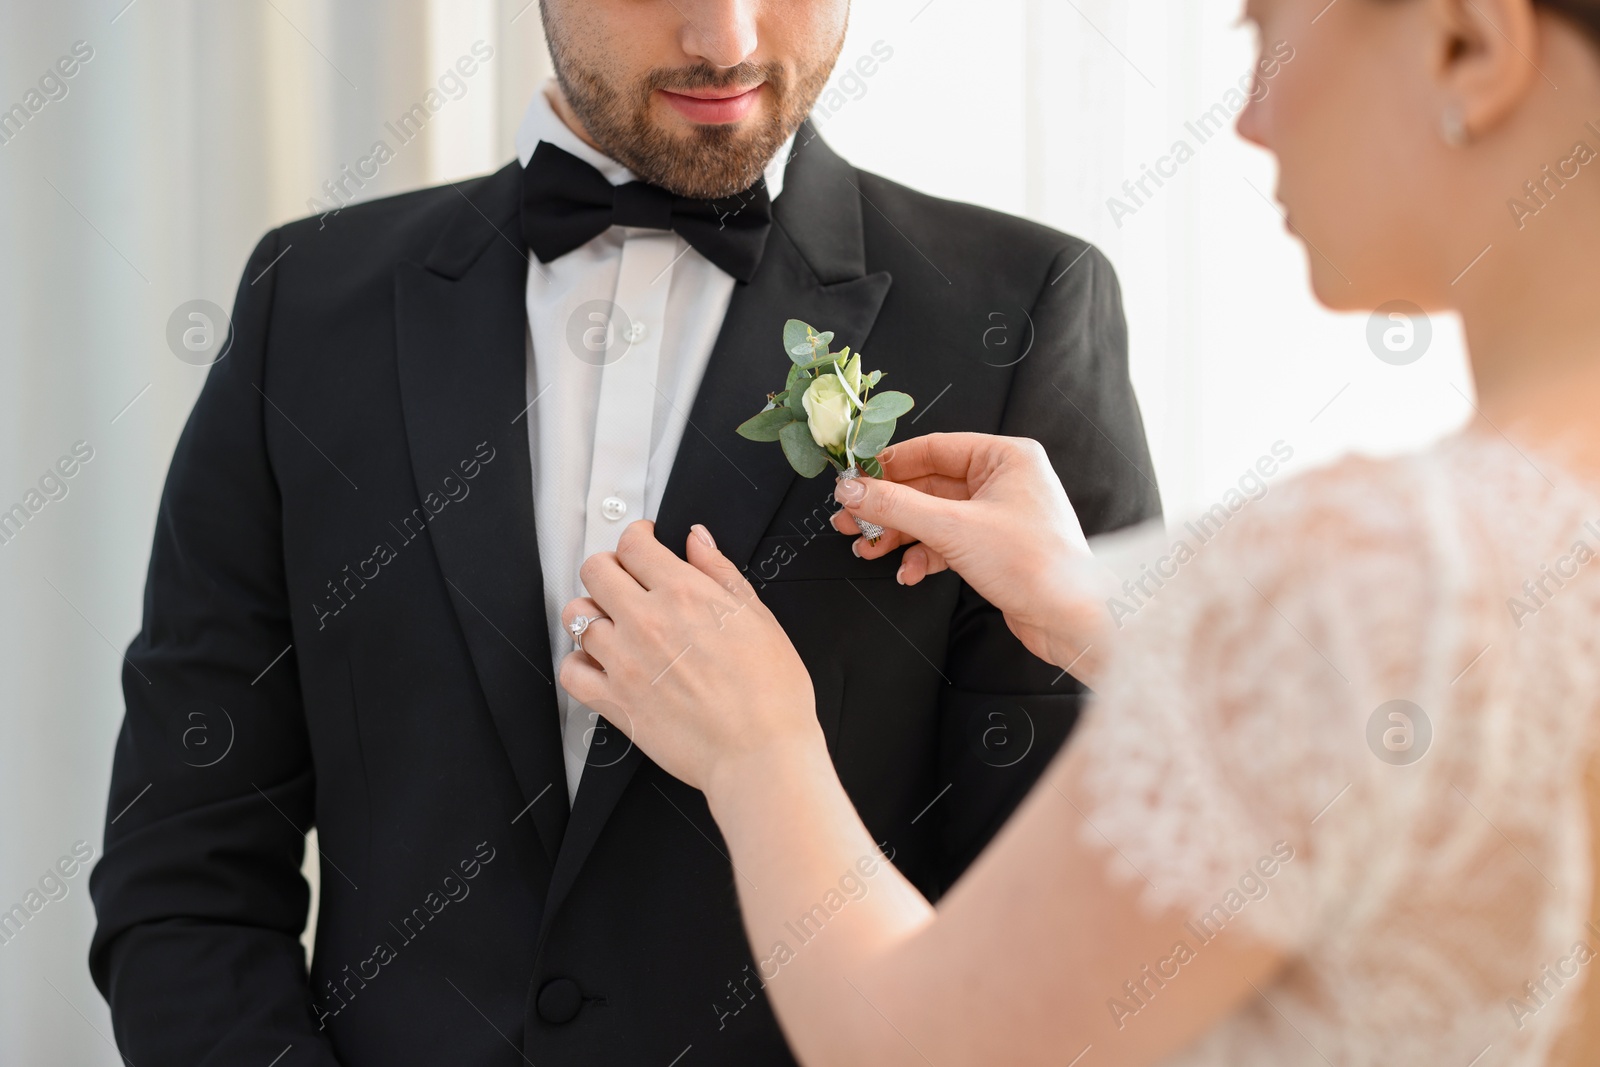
[
  {"x1": 851, "y1": 539, "x2": 862, "y2": 558},
  {"x1": 692, "y1": 524, "x2": 715, "y2": 549},
  {"x1": 835, "y1": 479, "x2": 865, "y2": 505},
  {"x1": 896, "y1": 562, "x2": 907, "y2": 585}
]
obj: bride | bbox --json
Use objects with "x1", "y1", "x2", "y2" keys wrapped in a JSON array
[{"x1": 557, "y1": 0, "x2": 1600, "y2": 1062}]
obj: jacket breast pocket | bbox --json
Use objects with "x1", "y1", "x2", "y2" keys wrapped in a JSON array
[{"x1": 745, "y1": 533, "x2": 903, "y2": 584}]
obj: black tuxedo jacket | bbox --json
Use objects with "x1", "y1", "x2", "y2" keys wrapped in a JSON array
[{"x1": 90, "y1": 128, "x2": 1160, "y2": 1065}]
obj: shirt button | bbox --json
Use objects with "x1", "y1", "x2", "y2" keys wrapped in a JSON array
[
  {"x1": 622, "y1": 321, "x2": 648, "y2": 344},
  {"x1": 601, "y1": 496, "x2": 628, "y2": 522}
]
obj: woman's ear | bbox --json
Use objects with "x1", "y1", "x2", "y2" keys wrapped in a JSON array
[{"x1": 1431, "y1": 0, "x2": 1544, "y2": 140}]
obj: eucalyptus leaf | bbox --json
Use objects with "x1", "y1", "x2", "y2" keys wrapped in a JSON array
[
  {"x1": 862, "y1": 390, "x2": 914, "y2": 423},
  {"x1": 779, "y1": 420, "x2": 830, "y2": 478},
  {"x1": 865, "y1": 369, "x2": 884, "y2": 389},
  {"x1": 861, "y1": 456, "x2": 884, "y2": 479},
  {"x1": 848, "y1": 416, "x2": 895, "y2": 458},
  {"x1": 784, "y1": 320, "x2": 817, "y2": 364},
  {"x1": 786, "y1": 381, "x2": 810, "y2": 419},
  {"x1": 737, "y1": 406, "x2": 797, "y2": 443},
  {"x1": 797, "y1": 353, "x2": 843, "y2": 373},
  {"x1": 815, "y1": 331, "x2": 834, "y2": 348}
]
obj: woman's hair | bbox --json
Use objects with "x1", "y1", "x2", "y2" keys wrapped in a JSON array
[
  {"x1": 1531, "y1": 0, "x2": 1600, "y2": 46},
  {"x1": 1381, "y1": 0, "x2": 1600, "y2": 46}
]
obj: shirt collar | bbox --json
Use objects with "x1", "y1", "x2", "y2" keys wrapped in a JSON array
[{"x1": 515, "y1": 78, "x2": 794, "y2": 201}]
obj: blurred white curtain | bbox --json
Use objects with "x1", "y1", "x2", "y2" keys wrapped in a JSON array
[
  {"x1": 0, "y1": 1, "x2": 1474, "y2": 1063},
  {"x1": 0, "y1": 2, "x2": 547, "y2": 1061}
]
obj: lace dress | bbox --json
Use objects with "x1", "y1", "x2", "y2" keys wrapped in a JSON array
[{"x1": 1075, "y1": 433, "x2": 1600, "y2": 1065}]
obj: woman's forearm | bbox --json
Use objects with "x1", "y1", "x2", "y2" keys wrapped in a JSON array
[{"x1": 704, "y1": 734, "x2": 937, "y2": 1066}]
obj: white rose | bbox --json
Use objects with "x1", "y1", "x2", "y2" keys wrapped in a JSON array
[{"x1": 802, "y1": 374, "x2": 853, "y2": 450}]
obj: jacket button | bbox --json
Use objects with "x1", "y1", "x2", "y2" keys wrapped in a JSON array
[{"x1": 536, "y1": 978, "x2": 584, "y2": 1024}]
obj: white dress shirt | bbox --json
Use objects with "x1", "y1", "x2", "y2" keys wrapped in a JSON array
[{"x1": 515, "y1": 83, "x2": 793, "y2": 803}]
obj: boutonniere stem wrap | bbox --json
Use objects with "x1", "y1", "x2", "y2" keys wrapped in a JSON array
[{"x1": 736, "y1": 320, "x2": 915, "y2": 544}]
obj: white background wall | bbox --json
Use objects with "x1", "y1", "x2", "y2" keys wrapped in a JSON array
[{"x1": 0, "y1": 1, "x2": 1473, "y2": 1061}]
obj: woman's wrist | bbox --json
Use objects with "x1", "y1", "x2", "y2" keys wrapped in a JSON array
[
  {"x1": 705, "y1": 725, "x2": 832, "y2": 824},
  {"x1": 1033, "y1": 555, "x2": 1119, "y2": 685}
]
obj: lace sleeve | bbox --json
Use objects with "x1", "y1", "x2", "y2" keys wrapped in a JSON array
[{"x1": 1072, "y1": 457, "x2": 1459, "y2": 951}]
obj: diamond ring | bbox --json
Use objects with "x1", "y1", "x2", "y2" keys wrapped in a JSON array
[{"x1": 569, "y1": 613, "x2": 606, "y2": 652}]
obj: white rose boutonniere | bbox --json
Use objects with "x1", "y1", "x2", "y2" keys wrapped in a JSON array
[
  {"x1": 800, "y1": 371, "x2": 854, "y2": 449},
  {"x1": 736, "y1": 320, "x2": 914, "y2": 542}
]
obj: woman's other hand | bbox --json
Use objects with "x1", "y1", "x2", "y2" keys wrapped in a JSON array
[
  {"x1": 833, "y1": 432, "x2": 1114, "y2": 682},
  {"x1": 560, "y1": 520, "x2": 823, "y2": 795}
]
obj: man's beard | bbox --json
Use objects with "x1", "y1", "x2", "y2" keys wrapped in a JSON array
[{"x1": 545, "y1": 34, "x2": 841, "y2": 200}]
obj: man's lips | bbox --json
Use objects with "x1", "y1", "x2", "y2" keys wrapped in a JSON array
[{"x1": 658, "y1": 84, "x2": 764, "y2": 124}]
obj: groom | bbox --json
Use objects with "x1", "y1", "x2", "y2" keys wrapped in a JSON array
[{"x1": 90, "y1": 1, "x2": 1159, "y2": 1063}]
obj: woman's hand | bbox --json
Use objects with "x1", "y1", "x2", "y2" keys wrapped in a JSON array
[
  {"x1": 833, "y1": 433, "x2": 1115, "y2": 683},
  {"x1": 559, "y1": 520, "x2": 825, "y2": 795}
]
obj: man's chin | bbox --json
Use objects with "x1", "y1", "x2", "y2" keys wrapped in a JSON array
[{"x1": 634, "y1": 120, "x2": 784, "y2": 199}]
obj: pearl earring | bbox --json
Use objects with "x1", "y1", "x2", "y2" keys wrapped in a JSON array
[{"x1": 1441, "y1": 104, "x2": 1470, "y2": 148}]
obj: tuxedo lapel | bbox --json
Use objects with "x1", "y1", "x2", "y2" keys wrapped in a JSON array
[
  {"x1": 538, "y1": 129, "x2": 893, "y2": 940},
  {"x1": 652, "y1": 236, "x2": 893, "y2": 564},
  {"x1": 394, "y1": 161, "x2": 569, "y2": 863}
]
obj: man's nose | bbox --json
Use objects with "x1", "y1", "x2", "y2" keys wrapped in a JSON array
[{"x1": 679, "y1": 0, "x2": 760, "y2": 69}]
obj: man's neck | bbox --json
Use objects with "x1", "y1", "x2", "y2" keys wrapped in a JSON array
[{"x1": 544, "y1": 82, "x2": 607, "y2": 156}]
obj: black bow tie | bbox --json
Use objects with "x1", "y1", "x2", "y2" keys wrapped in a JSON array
[{"x1": 520, "y1": 141, "x2": 774, "y2": 283}]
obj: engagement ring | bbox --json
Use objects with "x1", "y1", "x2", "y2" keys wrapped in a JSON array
[{"x1": 569, "y1": 613, "x2": 604, "y2": 652}]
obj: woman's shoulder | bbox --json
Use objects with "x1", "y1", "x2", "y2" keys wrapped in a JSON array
[
  {"x1": 1085, "y1": 431, "x2": 1600, "y2": 911},
  {"x1": 1192, "y1": 433, "x2": 1594, "y2": 596},
  {"x1": 1114, "y1": 432, "x2": 1600, "y2": 699},
  {"x1": 1216, "y1": 440, "x2": 1451, "y2": 563},
  {"x1": 1137, "y1": 444, "x2": 1441, "y2": 632}
]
